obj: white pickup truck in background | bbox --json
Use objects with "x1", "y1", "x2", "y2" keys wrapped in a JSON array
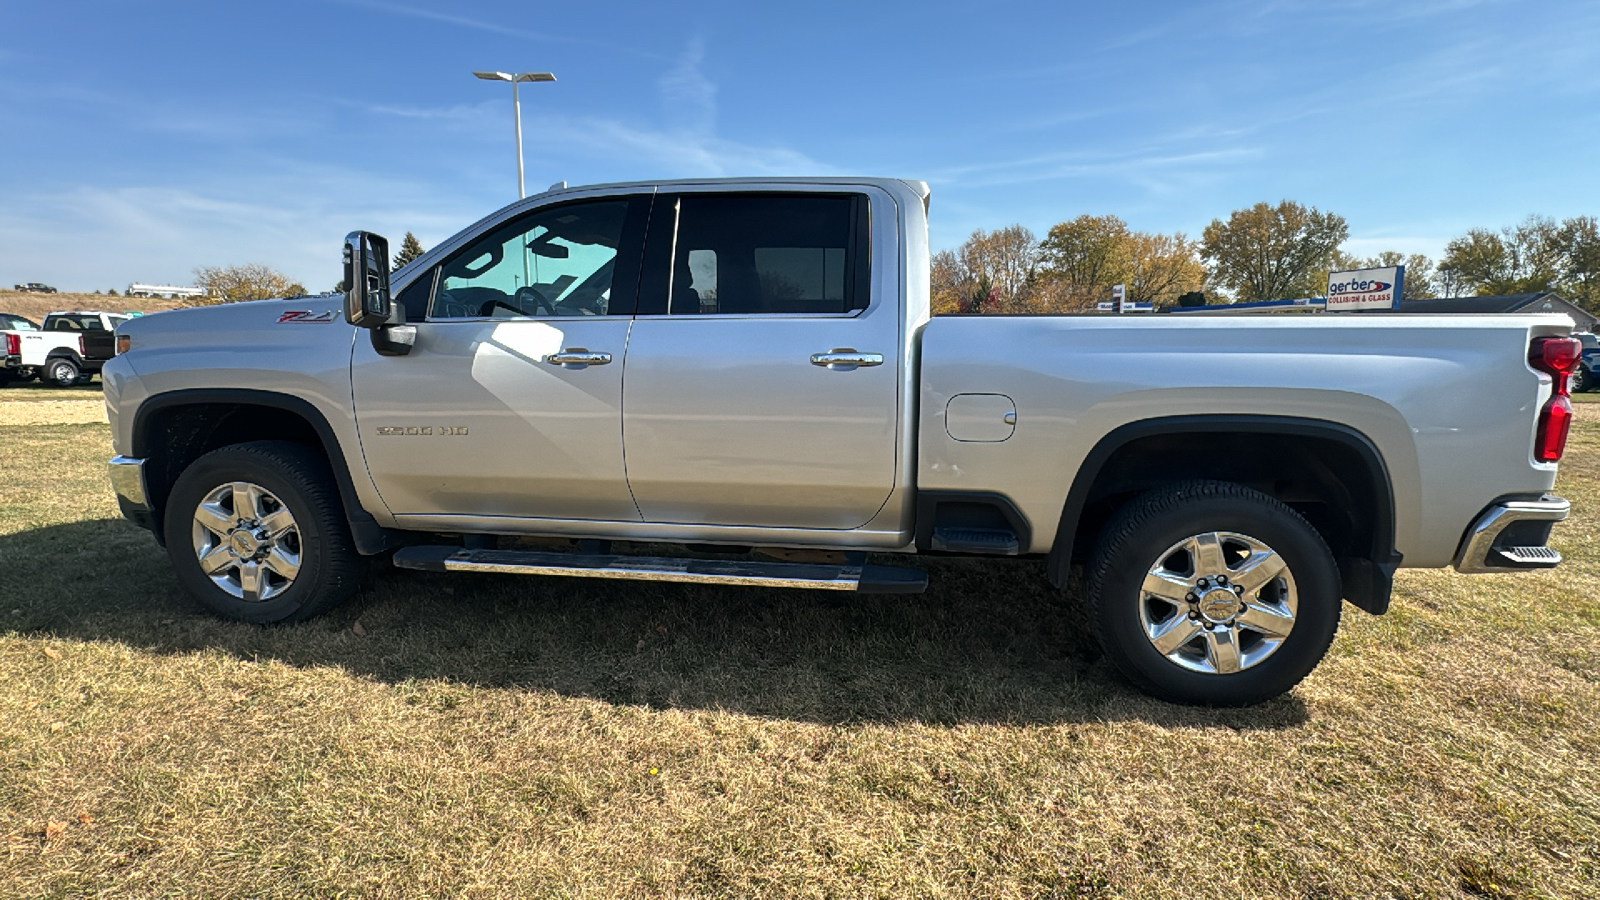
[
  {"x1": 101, "y1": 177, "x2": 1577, "y2": 705},
  {"x1": 3, "y1": 310, "x2": 130, "y2": 386}
]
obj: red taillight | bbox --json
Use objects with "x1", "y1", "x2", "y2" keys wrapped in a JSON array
[
  {"x1": 78, "y1": 335, "x2": 87, "y2": 356},
  {"x1": 1531, "y1": 336, "x2": 1581, "y2": 379},
  {"x1": 4, "y1": 333, "x2": 17, "y2": 356},
  {"x1": 1530, "y1": 335, "x2": 1582, "y2": 462},
  {"x1": 1536, "y1": 395, "x2": 1573, "y2": 462}
]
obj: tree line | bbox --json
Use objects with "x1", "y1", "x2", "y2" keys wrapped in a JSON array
[
  {"x1": 185, "y1": 232, "x2": 427, "y2": 303},
  {"x1": 934, "y1": 203, "x2": 1600, "y2": 314}
]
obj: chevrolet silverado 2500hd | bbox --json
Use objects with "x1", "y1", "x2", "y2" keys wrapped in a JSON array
[{"x1": 100, "y1": 177, "x2": 1576, "y2": 705}]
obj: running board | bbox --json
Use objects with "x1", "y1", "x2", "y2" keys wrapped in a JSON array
[{"x1": 391, "y1": 546, "x2": 928, "y2": 594}]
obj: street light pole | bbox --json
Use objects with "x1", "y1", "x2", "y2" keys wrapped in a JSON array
[{"x1": 472, "y1": 70, "x2": 557, "y2": 199}]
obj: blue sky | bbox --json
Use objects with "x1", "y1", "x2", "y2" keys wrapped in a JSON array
[{"x1": 1, "y1": 0, "x2": 1597, "y2": 292}]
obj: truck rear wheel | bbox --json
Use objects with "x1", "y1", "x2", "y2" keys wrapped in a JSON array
[
  {"x1": 1086, "y1": 480, "x2": 1341, "y2": 706},
  {"x1": 44, "y1": 358, "x2": 79, "y2": 387},
  {"x1": 163, "y1": 441, "x2": 361, "y2": 624}
]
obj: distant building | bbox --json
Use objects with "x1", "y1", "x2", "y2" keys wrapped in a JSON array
[{"x1": 1393, "y1": 293, "x2": 1597, "y2": 332}]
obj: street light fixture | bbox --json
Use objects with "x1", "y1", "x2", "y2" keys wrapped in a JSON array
[{"x1": 472, "y1": 70, "x2": 557, "y2": 199}]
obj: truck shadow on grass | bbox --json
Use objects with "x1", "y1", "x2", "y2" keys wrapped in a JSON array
[{"x1": 9, "y1": 518, "x2": 1309, "y2": 729}]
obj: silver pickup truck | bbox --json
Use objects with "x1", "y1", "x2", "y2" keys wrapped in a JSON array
[{"x1": 102, "y1": 177, "x2": 1578, "y2": 706}]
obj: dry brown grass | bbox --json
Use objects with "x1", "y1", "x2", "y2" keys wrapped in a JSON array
[
  {"x1": 2, "y1": 411, "x2": 1598, "y2": 898},
  {"x1": 0, "y1": 289, "x2": 185, "y2": 324},
  {"x1": 0, "y1": 397, "x2": 106, "y2": 424}
]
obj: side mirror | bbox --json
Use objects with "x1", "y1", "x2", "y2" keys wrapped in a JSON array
[{"x1": 343, "y1": 232, "x2": 391, "y2": 328}]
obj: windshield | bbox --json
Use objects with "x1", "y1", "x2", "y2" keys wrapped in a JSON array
[
  {"x1": 44, "y1": 314, "x2": 109, "y2": 332},
  {"x1": 2, "y1": 315, "x2": 39, "y2": 331}
]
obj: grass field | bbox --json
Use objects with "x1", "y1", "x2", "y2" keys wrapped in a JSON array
[
  {"x1": 2, "y1": 391, "x2": 1598, "y2": 899},
  {"x1": 0, "y1": 289, "x2": 186, "y2": 323}
]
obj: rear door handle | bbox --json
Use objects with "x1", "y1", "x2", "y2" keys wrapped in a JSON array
[
  {"x1": 810, "y1": 350, "x2": 884, "y2": 369},
  {"x1": 546, "y1": 349, "x2": 612, "y2": 367}
]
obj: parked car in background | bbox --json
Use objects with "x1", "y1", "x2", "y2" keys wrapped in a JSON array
[
  {"x1": 3, "y1": 309, "x2": 128, "y2": 386},
  {"x1": 1, "y1": 313, "x2": 40, "y2": 332},
  {"x1": 13, "y1": 282, "x2": 58, "y2": 293},
  {"x1": 1569, "y1": 332, "x2": 1599, "y2": 392}
]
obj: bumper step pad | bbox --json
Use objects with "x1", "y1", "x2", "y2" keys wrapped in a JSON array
[
  {"x1": 930, "y1": 527, "x2": 1020, "y2": 555},
  {"x1": 1491, "y1": 545, "x2": 1562, "y2": 568}
]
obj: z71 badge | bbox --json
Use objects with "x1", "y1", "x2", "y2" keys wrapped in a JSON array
[{"x1": 277, "y1": 310, "x2": 338, "y2": 324}]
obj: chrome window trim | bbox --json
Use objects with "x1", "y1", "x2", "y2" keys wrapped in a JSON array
[
  {"x1": 419, "y1": 314, "x2": 636, "y2": 325},
  {"x1": 630, "y1": 310, "x2": 867, "y2": 321}
]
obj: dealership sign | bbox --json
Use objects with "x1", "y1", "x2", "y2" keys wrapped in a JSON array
[{"x1": 1326, "y1": 265, "x2": 1404, "y2": 311}]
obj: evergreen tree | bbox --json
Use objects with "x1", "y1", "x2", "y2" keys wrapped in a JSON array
[{"x1": 392, "y1": 232, "x2": 425, "y2": 271}]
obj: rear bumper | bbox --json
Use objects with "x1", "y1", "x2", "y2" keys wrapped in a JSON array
[
  {"x1": 1453, "y1": 494, "x2": 1569, "y2": 574},
  {"x1": 108, "y1": 455, "x2": 156, "y2": 532}
]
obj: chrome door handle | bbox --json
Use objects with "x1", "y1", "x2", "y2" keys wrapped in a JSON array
[
  {"x1": 810, "y1": 350, "x2": 884, "y2": 369},
  {"x1": 546, "y1": 349, "x2": 612, "y2": 367}
]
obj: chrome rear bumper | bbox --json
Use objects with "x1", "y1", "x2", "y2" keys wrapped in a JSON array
[{"x1": 1453, "y1": 495, "x2": 1569, "y2": 574}]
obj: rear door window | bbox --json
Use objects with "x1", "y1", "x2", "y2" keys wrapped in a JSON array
[{"x1": 648, "y1": 193, "x2": 870, "y2": 316}]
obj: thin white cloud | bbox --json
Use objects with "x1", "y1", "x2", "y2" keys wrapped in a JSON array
[
  {"x1": 657, "y1": 37, "x2": 716, "y2": 134},
  {"x1": 357, "y1": 36, "x2": 829, "y2": 178},
  {"x1": 0, "y1": 179, "x2": 476, "y2": 293},
  {"x1": 323, "y1": 0, "x2": 663, "y2": 58}
]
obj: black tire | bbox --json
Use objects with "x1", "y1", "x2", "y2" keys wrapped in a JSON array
[
  {"x1": 1086, "y1": 480, "x2": 1341, "y2": 706},
  {"x1": 44, "y1": 357, "x2": 80, "y2": 387},
  {"x1": 1573, "y1": 366, "x2": 1592, "y2": 393},
  {"x1": 163, "y1": 441, "x2": 362, "y2": 624}
]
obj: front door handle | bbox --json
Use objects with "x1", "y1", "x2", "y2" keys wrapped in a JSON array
[
  {"x1": 810, "y1": 350, "x2": 884, "y2": 370},
  {"x1": 546, "y1": 348, "x2": 612, "y2": 368}
]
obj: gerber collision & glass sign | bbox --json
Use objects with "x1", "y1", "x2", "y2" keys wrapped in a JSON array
[{"x1": 1326, "y1": 265, "x2": 1405, "y2": 311}]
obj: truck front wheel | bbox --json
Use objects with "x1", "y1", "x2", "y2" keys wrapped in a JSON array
[
  {"x1": 1086, "y1": 480, "x2": 1341, "y2": 706},
  {"x1": 163, "y1": 441, "x2": 362, "y2": 624}
]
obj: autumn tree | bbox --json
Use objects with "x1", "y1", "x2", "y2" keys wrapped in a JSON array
[
  {"x1": 1560, "y1": 216, "x2": 1600, "y2": 309},
  {"x1": 958, "y1": 225, "x2": 1038, "y2": 303},
  {"x1": 930, "y1": 249, "x2": 964, "y2": 314},
  {"x1": 1439, "y1": 215, "x2": 1600, "y2": 309},
  {"x1": 1125, "y1": 231, "x2": 1206, "y2": 306},
  {"x1": 392, "y1": 231, "x2": 426, "y2": 271},
  {"x1": 1201, "y1": 201, "x2": 1349, "y2": 302},
  {"x1": 1035, "y1": 214, "x2": 1203, "y2": 308},
  {"x1": 191, "y1": 264, "x2": 308, "y2": 304},
  {"x1": 1038, "y1": 215, "x2": 1132, "y2": 306},
  {"x1": 931, "y1": 226, "x2": 1040, "y2": 314}
]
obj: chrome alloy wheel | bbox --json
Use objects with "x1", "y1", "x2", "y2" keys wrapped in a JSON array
[
  {"x1": 191, "y1": 481, "x2": 302, "y2": 602},
  {"x1": 1137, "y1": 531, "x2": 1298, "y2": 675}
]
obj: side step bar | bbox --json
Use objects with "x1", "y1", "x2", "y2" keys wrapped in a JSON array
[{"x1": 392, "y1": 546, "x2": 929, "y2": 594}]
